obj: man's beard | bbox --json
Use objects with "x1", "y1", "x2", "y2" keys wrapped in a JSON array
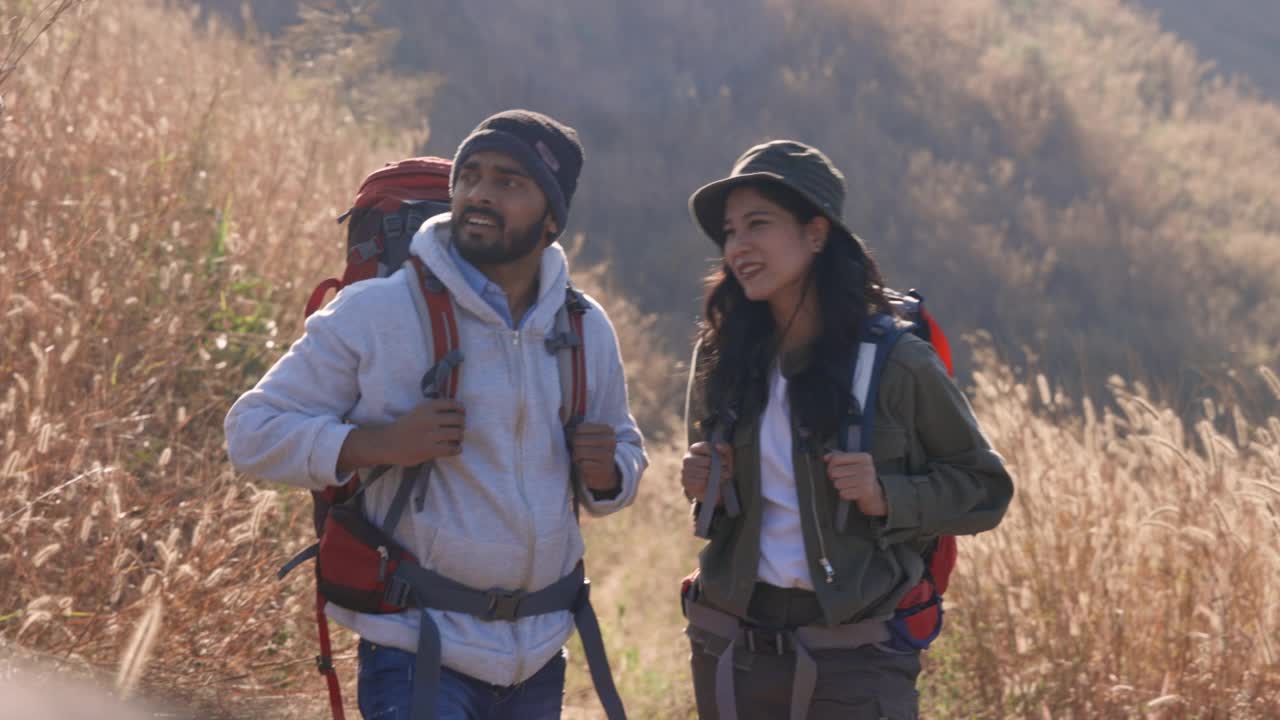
[{"x1": 450, "y1": 207, "x2": 547, "y2": 266}]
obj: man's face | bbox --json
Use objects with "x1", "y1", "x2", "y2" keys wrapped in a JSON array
[{"x1": 449, "y1": 150, "x2": 555, "y2": 266}]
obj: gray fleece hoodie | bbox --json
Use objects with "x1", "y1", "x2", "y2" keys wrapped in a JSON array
[{"x1": 224, "y1": 214, "x2": 647, "y2": 685}]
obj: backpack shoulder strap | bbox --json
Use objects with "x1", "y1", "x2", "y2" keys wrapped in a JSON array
[
  {"x1": 546, "y1": 284, "x2": 591, "y2": 516},
  {"x1": 546, "y1": 283, "x2": 589, "y2": 429},
  {"x1": 835, "y1": 312, "x2": 915, "y2": 532},
  {"x1": 376, "y1": 256, "x2": 465, "y2": 537},
  {"x1": 408, "y1": 255, "x2": 463, "y2": 399}
]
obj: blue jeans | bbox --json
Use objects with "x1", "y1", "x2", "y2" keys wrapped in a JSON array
[{"x1": 356, "y1": 639, "x2": 566, "y2": 720}]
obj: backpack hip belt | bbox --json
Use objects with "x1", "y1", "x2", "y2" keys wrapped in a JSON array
[
  {"x1": 683, "y1": 586, "x2": 889, "y2": 720},
  {"x1": 386, "y1": 559, "x2": 623, "y2": 720}
]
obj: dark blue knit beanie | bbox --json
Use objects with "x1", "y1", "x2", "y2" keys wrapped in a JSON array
[{"x1": 450, "y1": 110, "x2": 584, "y2": 237}]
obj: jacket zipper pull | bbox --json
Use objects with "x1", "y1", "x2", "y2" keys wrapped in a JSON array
[
  {"x1": 377, "y1": 545, "x2": 390, "y2": 582},
  {"x1": 819, "y1": 558, "x2": 835, "y2": 584}
]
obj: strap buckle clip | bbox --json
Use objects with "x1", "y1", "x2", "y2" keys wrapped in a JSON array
[
  {"x1": 420, "y1": 349, "x2": 465, "y2": 398},
  {"x1": 383, "y1": 576, "x2": 413, "y2": 609},
  {"x1": 485, "y1": 588, "x2": 527, "y2": 622},
  {"x1": 743, "y1": 627, "x2": 789, "y2": 656},
  {"x1": 544, "y1": 330, "x2": 581, "y2": 354}
]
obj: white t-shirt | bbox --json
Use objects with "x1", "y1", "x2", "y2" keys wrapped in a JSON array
[{"x1": 756, "y1": 364, "x2": 814, "y2": 589}]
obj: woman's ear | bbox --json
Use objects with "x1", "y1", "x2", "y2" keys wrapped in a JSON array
[{"x1": 808, "y1": 216, "x2": 831, "y2": 253}]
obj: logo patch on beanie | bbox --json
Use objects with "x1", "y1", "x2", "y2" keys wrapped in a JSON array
[{"x1": 535, "y1": 140, "x2": 561, "y2": 172}]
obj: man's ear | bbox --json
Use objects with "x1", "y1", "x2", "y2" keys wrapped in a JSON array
[{"x1": 544, "y1": 217, "x2": 560, "y2": 244}]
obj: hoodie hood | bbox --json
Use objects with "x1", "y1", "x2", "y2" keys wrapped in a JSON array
[{"x1": 410, "y1": 213, "x2": 571, "y2": 332}]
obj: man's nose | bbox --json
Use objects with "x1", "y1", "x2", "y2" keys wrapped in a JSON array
[{"x1": 463, "y1": 177, "x2": 497, "y2": 206}]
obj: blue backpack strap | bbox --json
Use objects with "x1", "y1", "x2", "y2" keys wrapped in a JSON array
[{"x1": 834, "y1": 313, "x2": 915, "y2": 533}]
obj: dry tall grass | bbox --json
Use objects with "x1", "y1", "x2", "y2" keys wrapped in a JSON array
[
  {"x1": 0, "y1": 0, "x2": 391, "y2": 714},
  {"x1": 920, "y1": 343, "x2": 1280, "y2": 718},
  {"x1": 3, "y1": 2, "x2": 1278, "y2": 719}
]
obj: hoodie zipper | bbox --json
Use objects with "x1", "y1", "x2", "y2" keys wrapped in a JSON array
[
  {"x1": 798, "y1": 427, "x2": 836, "y2": 584},
  {"x1": 510, "y1": 328, "x2": 536, "y2": 681}
]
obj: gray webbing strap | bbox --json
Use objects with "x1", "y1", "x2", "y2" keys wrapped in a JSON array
[
  {"x1": 380, "y1": 462, "x2": 430, "y2": 537},
  {"x1": 694, "y1": 424, "x2": 741, "y2": 538},
  {"x1": 572, "y1": 581, "x2": 627, "y2": 720},
  {"x1": 389, "y1": 562, "x2": 625, "y2": 720},
  {"x1": 276, "y1": 543, "x2": 318, "y2": 580},
  {"x1": 685, "y1": 598, "x2": 890, "y2": 719},
  {"x1": 686, "y1": 599, "x2": 740, "y2": 719},
  {"x1": 410, "y1": 608, "x2": 442, "y2": 720},
  {"x1": 790, "y1": 641, "x2": 817, "y2": 720},
  {"x1": 693, "y1": 424, "x2": 725, "y2": 539}
]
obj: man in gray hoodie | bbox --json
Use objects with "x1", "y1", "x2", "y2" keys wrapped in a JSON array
[{"x1": 225, "y1": 110, "x2": 647, "y2": 720}]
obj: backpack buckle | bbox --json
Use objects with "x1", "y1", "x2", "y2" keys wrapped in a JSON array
[
  {"x1": 384, "y1": 576, "x2": 413, "y2": 609},
  {"x1": 544, "y1": 330, "x2": 581, "y2": 354},
  {"x1": 382, "y1": 214, "x2": 404, "y2": 241},
  {"x1": 742, "y1": 627, "x2": 790, "y2": 656},
  {"x1": 405, "y1": 210, "x2": 424, "y2": 236},
  {"x1": 420, "y1": 349, "x2": 465, "y2": 398},
  {"x1": 485, "y1": 589, "x2": 527, "y2": 622},
  {"x1": 348, "y1": 238, "x2": 381, "y2": 264},
  {"x1": 563, "y1": 286, "x2": 589, "y2": 314}
]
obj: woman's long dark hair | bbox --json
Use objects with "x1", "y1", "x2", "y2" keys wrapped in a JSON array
[{"x1": 696, "y1": 180, "x2": 891, "y2": 439}]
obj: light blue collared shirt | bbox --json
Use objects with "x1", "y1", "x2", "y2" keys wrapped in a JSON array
[{"x1": 449, "y1": 241, "x2": 528, "y2": 329}]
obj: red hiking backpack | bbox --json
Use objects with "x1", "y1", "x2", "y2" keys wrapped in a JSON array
[
  {"x1": 864, "y1": 290, "x2": 957, "y2": 651},
  {"x1": 282, "y1": 158, "x2": 603, "y2": 720}
]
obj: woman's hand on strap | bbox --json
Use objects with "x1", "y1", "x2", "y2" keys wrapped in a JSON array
[
  {"x1": 824, "y1": 451, "x2": 887, "y2": 517},
  {"x1": 681, "y1": 441, "x2": 733, "y2": 504}
]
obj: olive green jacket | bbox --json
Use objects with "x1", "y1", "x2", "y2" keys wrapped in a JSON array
[{"x1": 686, "y1": 333, "x2": 1013, "y2": 626}]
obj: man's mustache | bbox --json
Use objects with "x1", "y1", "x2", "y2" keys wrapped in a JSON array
[{"x1": 458, "y1": 206, "x2": 505, "y2": 231}]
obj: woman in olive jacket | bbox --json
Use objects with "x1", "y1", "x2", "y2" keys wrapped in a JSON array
[{"x1": 680, "y1": 140, "x2": 1014, "y2": 720}]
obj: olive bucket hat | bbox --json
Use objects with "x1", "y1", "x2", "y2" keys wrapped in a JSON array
[{"x1": 688, "y1": 139, "x2": 868, "y2": 257}]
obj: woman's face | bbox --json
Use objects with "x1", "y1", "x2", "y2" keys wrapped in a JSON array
[{"x1": 721, "y1": 185, "x2": 826, "y2": 303}]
